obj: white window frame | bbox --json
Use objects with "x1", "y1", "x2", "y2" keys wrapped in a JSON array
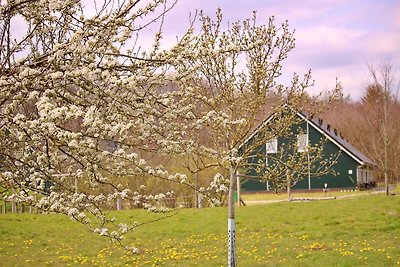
[
  {"x1": 297, "y1": 133, "x2": 308, "y2": 152},
  {"x1": 266, "y1": 138, "x2": 278, "y2": 154}
]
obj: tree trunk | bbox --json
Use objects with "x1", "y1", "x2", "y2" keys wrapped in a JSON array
[
  {"x1": 228, "y1": 166, "x2": 237, "y2": 267},
  {"x1": 384, "y1": 91, "x2": 389, "y2": 196}
]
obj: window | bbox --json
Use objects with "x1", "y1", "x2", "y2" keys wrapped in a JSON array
[
  {"x1": 266, "y1": 138, "x2": 278, "y2": 154},
  {"x1": 297, "y1": 134, "x2": 308, "y2": 152}
]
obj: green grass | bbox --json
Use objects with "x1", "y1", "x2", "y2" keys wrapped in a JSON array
[{"x1": 1, "y1": 194, "x2": 400, "y2": 266}]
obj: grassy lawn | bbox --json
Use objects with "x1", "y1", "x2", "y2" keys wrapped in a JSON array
[{"x1": 0, "y1": 194, "x2": 399, "y2": 266}]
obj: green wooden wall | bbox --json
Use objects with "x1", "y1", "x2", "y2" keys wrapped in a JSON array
[{"x1": 241, "y1": 115, "x2": 359, "y2": 192}]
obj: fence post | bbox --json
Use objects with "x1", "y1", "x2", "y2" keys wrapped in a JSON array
[
  {"x1": 116, "y1": 197, "x2": 122, "y2": 210},
  {"x1": 12, "y1": 201, "x2": 16, "y2": 213}
]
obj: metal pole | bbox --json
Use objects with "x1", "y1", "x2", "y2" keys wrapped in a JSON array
[
  {"x1": 228, "y1": 167, "x2": 237, "y2": 267},
  {"x1": 228, "y1": 218, "x2": 236, "y2": 266}
]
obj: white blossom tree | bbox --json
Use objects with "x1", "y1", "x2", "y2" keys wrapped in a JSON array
[
  {"x1": 1, "y1": 1, "x2": 337, "y2": 265},
  {"x1": 171, "y1": 10, "x2": 339, "y2": 266},
  {"x1": 0, "y1": 0, "x2": 203, "y2": 251}
]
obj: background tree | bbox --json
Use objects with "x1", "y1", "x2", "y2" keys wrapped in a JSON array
[
  {"x1": 173, "y1": 10, "x2": 339, "y2": 266},
  {"x1": 362, "y1": 63, "x2": 399, "y2": 195},
  {"x1": 320, "y1": 62, "x2": 400, "y2": 192}
]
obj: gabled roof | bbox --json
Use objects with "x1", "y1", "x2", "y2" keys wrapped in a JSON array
[
  {"x1": 296, "y1": 110, "x2": 376, "y2": 167},
  {"x1": 241, "y1": 105, "x2": 377, "y2": 167}
]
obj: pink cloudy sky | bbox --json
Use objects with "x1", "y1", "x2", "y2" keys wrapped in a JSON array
[
  {"x1": 156, "y1": 0, "x2": 400, "y2": 100},
  {"x1": 12, "y1": 0, "x2": 398, "y2": 100}
]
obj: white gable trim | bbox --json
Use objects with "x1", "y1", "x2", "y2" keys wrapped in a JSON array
[
  {"x1": 239, "y1": 113, "x2": 277, "y2": 149},
  {"x1": 239, "y1": 105, "x2": 366, "y2": 166},
  {"x1": 296, "y1": 111, "x2": 365, "y2": 165}
]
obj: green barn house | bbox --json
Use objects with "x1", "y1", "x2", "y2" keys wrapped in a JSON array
[{"x1": 240, "y1": 106, "x2": 377, "y2": 192}]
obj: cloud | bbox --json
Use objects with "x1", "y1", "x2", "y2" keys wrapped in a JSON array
[
  {"x1": 12, "y1": 0, "x2": 396, "y2": 100},
  {"x1": 151, "y1": 0, "x2": 400, "y2": 100}
]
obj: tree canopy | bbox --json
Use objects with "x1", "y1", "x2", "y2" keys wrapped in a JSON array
[{"x1": 0, "y1": 1, "x2": 335, "y2": 261}]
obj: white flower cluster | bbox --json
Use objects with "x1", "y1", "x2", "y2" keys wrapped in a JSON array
[
  {"x1": 0, "y1": 0, "x2": 304, "y2": 253},
  {"x1": 207, "y1": 173, "x2": 229, "y2": 193}
]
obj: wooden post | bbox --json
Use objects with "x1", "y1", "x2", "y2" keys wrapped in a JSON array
[
  {"x1": 194, "y1": 172, "x2": 199, "y2": 208},
  {"x1": 287, "y1": 171, "x2": 292, "y2": 202},
  {"x1": 35, "y1": 196, "x2": 38, "y2": 214},
  {"x1": 11, "y1": 201, "x2": 16, "y2": 213},
  {"x1": 74, "y1": 176, "x2": 78, "y2": 193},
  {"x1": 197, "y1": 193, "x2": 203, "y2": 208},
  {"x1": 236, "y1": 171, "x2": 241, "y2": 207},
  {"x1": 116, "y1": 197, "x2": 122, "y2": 210}
]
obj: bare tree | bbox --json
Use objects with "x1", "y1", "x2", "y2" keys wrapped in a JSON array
[
  {"x1": 364, "y1": 62, "x2": 400, "y2": 195},
  {"x1": 173, "y1": 10, "x2": 339, "y2": 266}
]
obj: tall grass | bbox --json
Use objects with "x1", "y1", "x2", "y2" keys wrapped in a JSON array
[{"x1": 0, "y1": 194, "x2": 399, "y2": 266}]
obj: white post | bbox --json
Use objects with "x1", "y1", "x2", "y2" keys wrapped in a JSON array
[
  {"x1": 228, "y1": 218, "x2": 236, "y2": 266},
  {"x1": 227, "y1": 166, "x2": 237, "y2": 267}
]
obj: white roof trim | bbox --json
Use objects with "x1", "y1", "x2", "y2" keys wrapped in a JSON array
[
  {"x1": 239, "y1": 105, "x2": 371, "y2": 166},
  {"x1": 239, "y1": 112, "x2": 277, "y2": 149},
  {"x1": 296, "y1": 111, "x2": 365, "y2": 165}
]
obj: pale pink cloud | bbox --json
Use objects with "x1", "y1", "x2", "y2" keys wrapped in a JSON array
[
  {"x1": 11, "y1": 0, "x2": 399, "y2": 100},
  {"x1": 158, "y1": 0, "x2": 399, "y2": 100}
]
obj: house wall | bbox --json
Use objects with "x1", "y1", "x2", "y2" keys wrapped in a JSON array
[
  {"x1": 241, "y1": 116, "x2": 359, "y2": 192},
  {"x1": 292, "y1": 121, "x2": 358, "y2": 189}
]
